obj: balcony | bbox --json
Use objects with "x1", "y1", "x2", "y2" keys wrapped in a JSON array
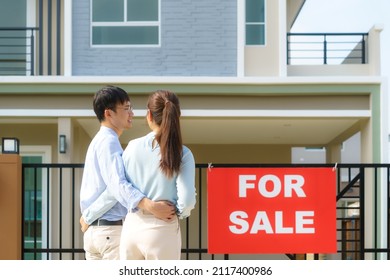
[
  {"x1": 0, "y1": 24, "x2": 379, "y2": 77},
  {"x1": 0, "y1": 25, "x2": 62, "y2": 76},
  {"x1": 0, "y1": 27, "x2": 38, "y2": 76},
  {"x1": 0, "y1": 0, "x2": 63, "y2": 76},
  {"x1": 287, "y1": 25, "x2": 382, "y2": 77}
]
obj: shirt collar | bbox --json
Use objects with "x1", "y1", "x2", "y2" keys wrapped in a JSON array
[{"x1": 100, "y1": 125, "x2": 117, "y2": 137}]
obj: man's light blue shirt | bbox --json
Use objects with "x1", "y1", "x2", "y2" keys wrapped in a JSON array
[{"x1": 80, "y1": 126, "x2": 145, "y2": 224}]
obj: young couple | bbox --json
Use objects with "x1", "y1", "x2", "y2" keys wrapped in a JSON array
[{"x1": 79, "y1": 85, "x2": 197, "y2": 260}]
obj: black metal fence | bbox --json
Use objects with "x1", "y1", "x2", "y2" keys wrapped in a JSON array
[
  {"x1": 287, "y1": 33, "x2": 368, "y2": 65},
  {"x1": 21, "y1": 163, "x2": 390, "y2": 260}
]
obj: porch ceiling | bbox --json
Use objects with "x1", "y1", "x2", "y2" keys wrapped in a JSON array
[{"x1": 0, "y1": 114, "x2": 364, "y2": 146}]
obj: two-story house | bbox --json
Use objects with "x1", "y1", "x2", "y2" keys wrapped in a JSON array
[{"x1": 0, "y1": 0, "x2": 387, "y2": 260}]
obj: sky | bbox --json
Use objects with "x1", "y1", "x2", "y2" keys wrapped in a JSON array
[{"x1": 291, "y1": 0, "x2": 389, "y2": 79}]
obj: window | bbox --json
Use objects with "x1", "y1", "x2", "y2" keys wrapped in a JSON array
[
  {"x1": 245, "y1": 0, "x2": 265, "y2": 45},
  {"x1": 91, "y1": 0, "x2": 160, "y2": 46}
]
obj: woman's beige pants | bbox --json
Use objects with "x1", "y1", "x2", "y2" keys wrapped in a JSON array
[{"x1": 120, "y1": 210, "x2": 181, "y2": 260}]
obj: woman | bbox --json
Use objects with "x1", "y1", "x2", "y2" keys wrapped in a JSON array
[{"x1": 120, "y1": 90, "x2": 197, "y2": 260}]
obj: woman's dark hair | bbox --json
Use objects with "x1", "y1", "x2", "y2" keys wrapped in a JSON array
[
  {"x1": 93, "y1": 85, "x2": 130, "y2": 122},
  {"x1": 148, "y1": 90, "x2": 182, "y2": 178}
]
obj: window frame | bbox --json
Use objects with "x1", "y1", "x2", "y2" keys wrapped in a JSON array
[
  {"x1": 20, "y1": 145, "x2": 51, "y2": 260},
  {"x1": 90, "y1": 0, "x2": 161, "y2": 48}
]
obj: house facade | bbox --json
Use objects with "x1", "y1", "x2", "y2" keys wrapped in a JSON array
[{"x1": 0, "y1": 0, "x2": 387, "y2": 260}]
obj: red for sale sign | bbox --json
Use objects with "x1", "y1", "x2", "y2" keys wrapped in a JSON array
[{"x1": 207, "y1": 167, "x2": 336, "y2": 254}]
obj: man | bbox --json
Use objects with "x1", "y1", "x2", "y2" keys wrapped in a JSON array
[{"x1": 79, "y1": 85, "x2": 175, "y2": 260}]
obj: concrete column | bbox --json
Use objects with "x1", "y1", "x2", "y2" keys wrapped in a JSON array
[
  {"x1": 360, "y1": 119, "x2": 375, "y2": 259},
  {"x1": 325, "y1": 143, "x2": 342, "y2": 164},
  {"x1": 368, "y1": 24, "x2": 383, "y2": 76},
  {"x1": 57, "y1": 118, "x2": 75, "y2": 258}
]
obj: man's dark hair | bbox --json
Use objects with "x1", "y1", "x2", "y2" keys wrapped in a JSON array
[{"x1": 93, "y1": 85, "x2": 130, "y2": 122}]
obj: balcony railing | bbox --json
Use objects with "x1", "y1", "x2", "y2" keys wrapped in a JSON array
[
  {"x1": 0, "y1": 1, "x2": 62, "y2": 76},
  {"x1": 287, "y1": 32, "x2": 369, "y2": 65},
  {"x1": 0, "y1": 27, "x2": 38, "y2": 76}
]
